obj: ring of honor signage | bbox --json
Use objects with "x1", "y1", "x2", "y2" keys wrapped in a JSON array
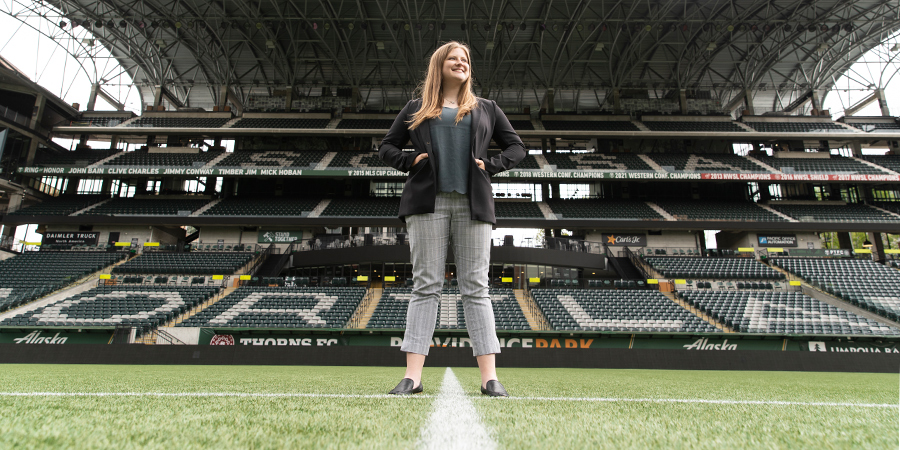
[
  {"x1": 42, "y1": 232, "x2": 100, "y2": 246},
  {"x1": 604, "y1": 234, "x2": 647, "y2": 247},
  {"x1": 757, "y1": 235, "x2": 797, "y2": 247}
]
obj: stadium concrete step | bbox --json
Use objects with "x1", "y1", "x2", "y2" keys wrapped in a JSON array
[
  {"x1": 191, "y1": 198, "x2": 222, "y2": 216},
  {"x1": 853, "y1": 156, "x2": 900, "y2": 175},
  {"x1": 532, "y1": 154, "x2": 550, "y2": 169},
  {"x1": 168, "y1": 286, "x2": 236, "y2": 328},
  {"x1": 516, "y1": 289, "x2": 551, "y2": 330},
  {"x1": 632, "y1": 120, "x2": 650, "y2": 132},
  {"x1": 531, "y1": 119, "x2": 544, "y2": 130},
  {"x1": 746, "y1": 156, "x2": 780, "y2": 173},
  {"x1": 757, "y1": 203, "x2": 798, "y2": 222},
  {"x1": 638, "y1": 155, "x2": 664, "y2": 172},
  {"x1": 72, "y1": 198, "x2": 112, "y2": 216},
  {"x1": 664, "y1": 291, "x2": 734, "y2": 333},
  {"x1": 349, "y1": 288, "x2": 382, "y2": 328},
  {"x1": 326, "y1": 118, "x2": 341, "y2": 129},
  {"x1": 536, "y1": 202, "x2": 557, "y2": 220},
  {"x1": 645, "y1": 202, "x2": 676, "y2": 220},
  {"x1": 316, "y1": 152, "x2": 337, "y2": 169},
  {"x1": 221, "y1": 118, "x2": 240, "y2": 128},
  {"x1": 205, "y1": 151, "x2": 232, "y2": 167},
  {"x1": 307, "y1": 199, "x2": 331, "y2": 218},
  {"x1": 869, "y1": 203, "x2": 900, "y2": 220},
  {"x1": 799, "y1": 284, "x2": 900, "y2": 330},
  {"x1": 0, "y1": 277, "x2": 98, "y2": 321},
  {"x1": 90, "y1": 151, "x2": 126, "y2": 167}
]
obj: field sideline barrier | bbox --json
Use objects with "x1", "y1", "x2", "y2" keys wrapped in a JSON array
[{"x1": 0, "y1": 344, "x2": 896, "y2": 373}]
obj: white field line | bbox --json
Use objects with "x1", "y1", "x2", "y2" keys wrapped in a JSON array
[
  {"x1": 419, "y1": 367, "x2": 496, "y2": 450},
  {"x1": 0, "y1": 392, "x2": 894, "y2": 409}
]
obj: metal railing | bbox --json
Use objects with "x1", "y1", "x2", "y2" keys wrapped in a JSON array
[
  {"x1": 248, "y1": 243, "x2": 276, "y2": 276},
  {"x1": 624, "y1": 246, "x2": 651, "y2": 279}
]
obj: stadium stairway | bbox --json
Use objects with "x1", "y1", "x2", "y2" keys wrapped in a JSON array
[
  {"x1": 348, "y1": 288, "x2": 382, "y2": 328},
  {"x1": 800, "y1": 284, "x2": 900, "y2": 330},
  {"x1": 665, "y1": 291, "x2": 734, "y2": 333},
  {"x1": 167, "y1": 286, "x2": 236, "y2": 328},
  {"x1": 532, "y1": 154, "x2": 549, "y2": 169},
  {"x1": 646, "y1": 202, "x2": 676, "y2": 220},
  {"x1": 747, "y1": 157, "x2": 779, "y2": 173},
  {"x1": 307, "y1": 199, "x2": 330, "y2": 218},
  {"x1": 517, "y1": 289, "x2": 551, "y2": 330},
  {"x1": 316, "y1": 152, "x2": 338, "y2": 169},
  {"x1": 757, "y1": 204, "x2": 797, "y2": 222},
  {"x1": 854, "y1": 157, "x2": 900, "y2": 175},
  {"x1": 638, "y1": 155, "x2": 665, "y2": 172},
  {"x1": 191, "y1": 198, "x2": 222, "y2": 216},
  {"x1": 90, "y1": 151, "x2": 126, "y2": 166},
  {"x1": 536, "y1": 202, "x2": 557, "y2": 219},
  {"x1": 326, "y1": 118, "x2": 341, "y2": 129},
  {"x1": 870, "y1": 204, "x2": 900, "y2": 220},
  {"x1": 255, "y1": 253, "x2": 287, "y2": 278},
  {"x1": 72, "y1": 198, "x2": 111, "y2": 215},
  {"x1": 205, "y1": 152, "x2": 232, "y2": 167},
  {"x1": 612, "y1": 257, "x2": 644, "y2": 280}
]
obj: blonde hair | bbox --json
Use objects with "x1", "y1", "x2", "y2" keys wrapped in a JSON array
[{"x1": 407, "y1": 41, "x2": 478, "y2": 130}]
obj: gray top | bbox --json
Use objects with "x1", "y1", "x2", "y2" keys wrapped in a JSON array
[{"x1": 430, "y1": 107, "x2": 472, "y2": 194}]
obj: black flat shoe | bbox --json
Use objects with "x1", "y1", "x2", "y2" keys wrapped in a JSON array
[
  {"x1": 481, "y1": 380, "x2": 509, "y2": 397},
  {"x1": 388, "y1": 378, "x2": 423, "y2": 395}
]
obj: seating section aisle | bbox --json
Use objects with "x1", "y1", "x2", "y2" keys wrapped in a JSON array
[
  {"x1": 0, "y1": 251, "x2": 127, "y2": 312},
  {"x1": 127, "y1": 117, "x2": 230, "y2": 128},
  {"x1": 543, "y1": 153, "x2": 653, "y2": 171},
  {"x1": 863, "y1": 156, "x2": 900, "y2": 173},
  {"x1": 847, "y1": 122, "x2": 900, "y2": 132},
  {"x1": 771, "y1": 258, "x2": 900, "y2": 321},
  {"x1": 646, "y1": 154, "x2": 770, "y2": 173},
  {"x1": 1, "y1": 286, "x2": 219, "y2": 332},
  {"x1": 34, "y1": 149, "x2": 117, "y2": 166},
  {"x1": 10, "y1": 195, "x2": 106, "y2": 216},
  {"x1": 656, "y1": 201, "x2": 787, "y2": 222},
  {"x1": 231, "y1": 118, "x2": 330, "y2": 128},
  {"x1": 495, "y1": 201, "x2": 544, "y2": 218},
  {"x1": 531, "y1": 289, "x2": 719, "y2": 332},
  {"x1": 179, "y1": 286, "x2": 364, "y2": 328},
  {"x1": 336, "y1": 119, "x2": 396, "y2": 129},
  {"x1": 112, "y1": 252, "x2": 254, "y2": 275},
  {"x1": 542, "y1": 120, "x2": 639, "y2": 132},
  {"x1": 201, "y1": 197, "x2": 321, "y2": 216},
  {"x1": 642, "y1": 122, "x2": 746, "y2": 132},
  {"x1": 683, "y1": 291, "x2": 898, "y2": 335},
  {"x1": 875, "y1": 202, "x2": 900, "y2": 215},
  {"x1": 217, "y1": 150, "x2": 327, "y2": 168},
  {"x1": 81, "y1": 198, "x2": 210, "y2": 216},
  {"x1": 768, "y1": 203, "x2": 900, "y2": 223},
  {"x1": 546, "y1": 199, "x2": 663, "y2": 220},
  {"x1": 644, "y1": 256, "x2": 785, "y2": 279},
  {"x1": 752, "y1": 156, "x2": 888, "y2": 174},
  {"x1": 743, "y1": 121, "x2": 847, "y2": 133},
  {"x1": 366, "y1": 288, "x2": 530, "y2": 330},
  {"x1": 327, "y1": 151, "x2": 391, "y2": 168},
  {"x1": 320, "y1": 197, "x2": 399, "y2": 217},
  {"x1": 102, "y1": 150, "x2": 221, "y2": 166}
]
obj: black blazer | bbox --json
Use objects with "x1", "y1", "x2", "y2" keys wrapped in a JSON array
[{"x1": 378, "y1": 98, "x2": 526, "y2": 224}]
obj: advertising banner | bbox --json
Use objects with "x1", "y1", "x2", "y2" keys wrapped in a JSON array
[
  {"x1": 259, "y1": 230, "x2": 304, "y2": 243},
  {"x1": 787, "y1": 249, "x2": 851, "y2": 257},
  {"x1": 42, "y1": 232, "x2": 100, "y2": 246},
  {"x1": 604, "y1": 233, "x2": 647, "y2": 247},
  {"x1": 0, "y1": 330, "x2": 113, "y2": 344},
  {"x1": 757, "y1": 234, "x2": 797, "y2": 248},
  {"x1": 800, "y1": 340, "x2": 900, "y2": 354}
]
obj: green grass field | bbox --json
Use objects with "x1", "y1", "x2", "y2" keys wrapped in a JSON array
[{"x1": 0, "y1": 364, "x2": 896, "y2": 449}]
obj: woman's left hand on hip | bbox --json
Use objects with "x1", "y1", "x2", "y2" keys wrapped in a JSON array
[{"x1": 476, "y1": 159, "x2": 485, "y2": 171}]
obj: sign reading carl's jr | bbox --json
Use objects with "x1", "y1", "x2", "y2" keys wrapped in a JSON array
[{"x1": 604, "y1": 234, "x2": 647, "y2": 247}]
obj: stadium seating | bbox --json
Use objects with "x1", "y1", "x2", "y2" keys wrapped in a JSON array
[
  {"x1": 179, "y1": 286, "x2": 365, "y2": 328},
  {"x1": 546, "y1": 199, "x2": 663, "y2": 220},
  {"x1": 542, "y1": 120, "x2": 639, "y2": 132},
  {"x1": 34, "y1": 148, "x2": 117, "y2": 166},
  {"x1": 81, "y1": 198, "x2": 210, "y2": 216},
  {"x1": 230, "y1": 118, "x2": 330, "y2": 128},
  {"x1": 126, "y1": 117, "x2": 230, "y2": 128},
  {"x1": 201, "y1": 196, "x2": 321, "y2": 216},
  {"x1": 10, "y1": 195, "x2": 106, "y2": 216},
  {"x1": 656, "y1": 201, "x2": 787, "y2": 222},
  {"x1": 531, "y1": 289, "x2": 719, "y2": 332},
  {"x1": 875, "y1": 202, "x2": 900, "y2": 215},
  {"x1": 743, "y1": 121, "x2": 847, "y2": 133},
  {"x1": 644, "y1": 256, "x2": 785, "y2": 280},
  {"x1": 320, "y1": 197, "x2": 400, "y2": 217},
  {"x1": 0, "y1": 285, "x2": 219, "y2": 332},
  {"x1": 112, "y1": 252, "x2": 255, "y2": 275},
  {"x1": 753, "y1": 156, "x2": 888, "y2": 174},
  {"x1": 508, "y1": 120, "x2": 535, "y2": 131},
  {"x1": 768, "y1": 203, "x2": 900, "y2": 223},
  {"x1": 543, "y1": 153, "x2": 653, "y2": 171},
  {"x1": 102, "y1": 150, "x2": 221, "y2": 166},
  {"x1": 642, "y1": 121, "x2": 746, "y2": 132},
  {"x1": 0, "y1": 251, "x2": 128, "y2": 312},
  {"x1": 365, "y1": 287, "x2": 531, "y2": 330},
  {"x1": 863, "y1": 155, "x2": 900, "y2": 173},
  {"x1": 217, "y1": 150, "x2": 326, "y2": 168},
  {"x1": 683, "y1": 290, "x2": 898, "y2": 335},
  {"x1": 74, "y1": 116, "x2": 129, "y2": 127},
  {"x1": 847, "y1": 122, "x2": 900, "y2": 132},
  {"x1": 514, "y1": 155, "x2": 541, "y2": 169},
  {"x1": 327, "y1": 151, "x2": 391, "y2": 168},
  {"x1": 646, "y1": 154, "x2": 771, "y2": 173},
  {"x1": 771, "y1": 258, "x2": 900, "y2": 322},
  {"x1": 494, "y1": 201, "x2": 544, "y2": 218},
  {"x1": 336, "y1": 119, "x2": 395, "y2": 129}
]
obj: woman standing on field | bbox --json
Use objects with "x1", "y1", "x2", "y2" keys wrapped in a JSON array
[{"x1": 379, "y1": 41, "x2": 525, "y2": 397}]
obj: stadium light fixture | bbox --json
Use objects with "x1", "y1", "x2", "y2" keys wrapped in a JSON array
[
  {"x1": 119, "y1": 20, "x2": 127, "y2": 28},
  {"x1": 594, "y1": 43, "x2": 605, "y2": 51},
  {"x1": 862, "y1": 238, "x2": 873, "y2": 248},
  {"x1": 266, "y1": 40, "x2": 275, "y2": 49},
  {"x1": 707, "y1": 42, "x2": 717, "y2": 51},
  {"x1": 95, "y1": 20, "x2": 103, "y2": 28},
  {"x1": 59, "y1": 21, "x2": 67, "y2": 29},
  {"x1": 376, "y1": 41, "x2": 385, "y2": 50},
  {"x1": 891, "y1": 44, "x2": 900, "y2": 52}
]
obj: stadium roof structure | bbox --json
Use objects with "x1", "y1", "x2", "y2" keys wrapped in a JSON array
[{"x1": 14, "y1": 0, "x2": 900, "y2": 114}]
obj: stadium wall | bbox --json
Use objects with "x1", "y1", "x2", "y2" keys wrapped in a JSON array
[{"x1": 716, "y1": 231, "x2": 821, "y2": 250}]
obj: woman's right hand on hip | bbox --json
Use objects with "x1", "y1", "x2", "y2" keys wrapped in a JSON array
[{"x1": 413, "y1": 153, "x2": 429, "y2": 166}]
